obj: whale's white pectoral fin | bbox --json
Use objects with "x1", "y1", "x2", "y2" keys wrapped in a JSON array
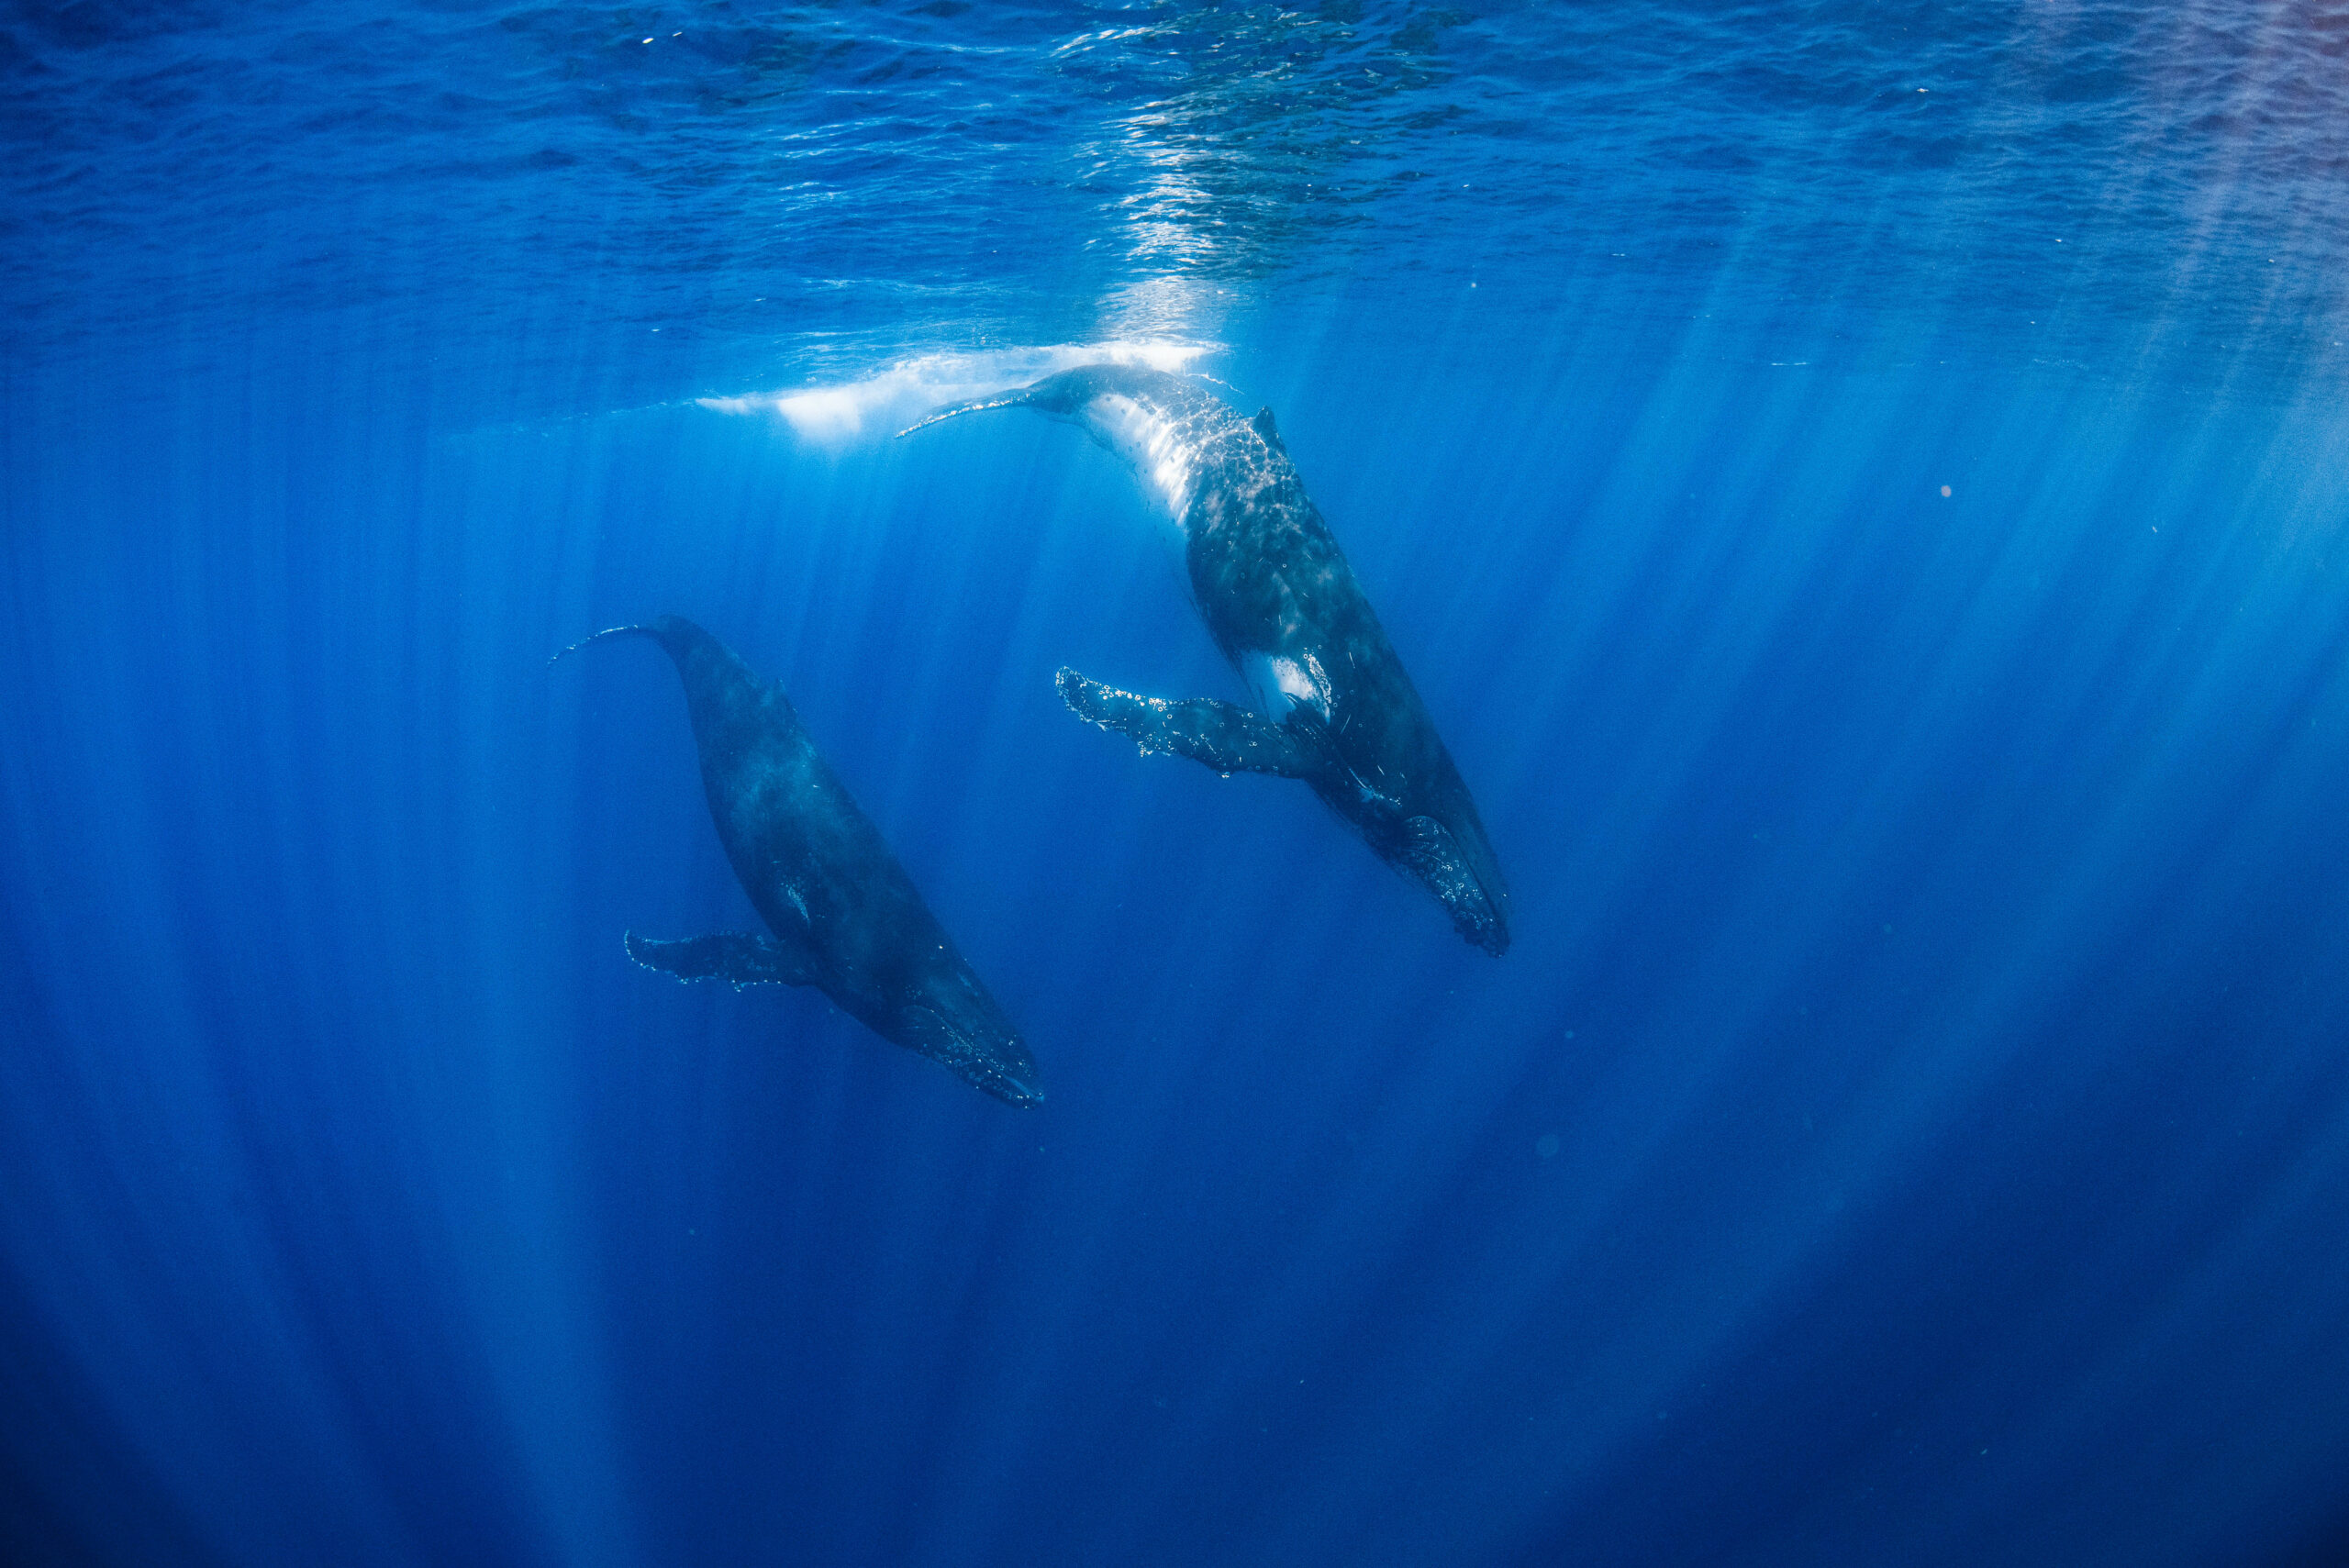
[
  {"x1": 894, "y1": 390, "x2": 1031, "y2": 439},
  {"x1": 546, "y1": 622, "x2": 656, "y2": 668},
  {"x1": 1055, "y1": 668, "x2": 1327, "y2": 780},
  {"x1": 626, "y1": 929, "x2": 820, "y2": 989}
]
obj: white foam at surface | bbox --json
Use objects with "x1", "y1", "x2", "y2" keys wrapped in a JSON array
[{"x1": 698, "y1": 339, "x2": 1212, "y2": 444}]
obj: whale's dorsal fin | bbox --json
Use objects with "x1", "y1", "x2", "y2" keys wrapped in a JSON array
[
  {"x1": 1250, "y1": 405, "x2": 1286, "y2": 455},
  {"x1": 626, "y1": 929, "x2": 820, "y2": 989},
  {"x1": 1055, "y1": 668, "x2": 1328, "y2": 780}
]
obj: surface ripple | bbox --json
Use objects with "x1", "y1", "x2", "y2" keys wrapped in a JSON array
[{"x1": 6, "y1": 1, "x2": 2348, "y2": 386}]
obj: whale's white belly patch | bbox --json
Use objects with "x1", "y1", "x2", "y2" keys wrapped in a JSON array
[{"x1": 1241, "y1": 650, "x2": 1332, "y2": 722}]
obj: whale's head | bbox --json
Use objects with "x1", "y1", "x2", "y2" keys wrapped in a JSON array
[
  {"x1": 1302, "y1": 708, "x2": 1512, "y2": 957},
  {"x1": 1389, "y1": 808, "x2": 1511, "y2": 957},
  {"x1": 898, "y1": 973, "x2": 1043, "y2": 1108}
]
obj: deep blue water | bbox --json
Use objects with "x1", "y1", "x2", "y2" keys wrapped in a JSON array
[{"x1": 7, "y1": 3, "x2": 2349, "y2": 1564}]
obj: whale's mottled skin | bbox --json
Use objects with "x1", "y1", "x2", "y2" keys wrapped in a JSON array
[
  {"x1": 565, "y1": 615, "x2": 1040, "y2": 1105},
  {"x1": 905, "y1": 363, "x2": 1508, "y2": 954}
]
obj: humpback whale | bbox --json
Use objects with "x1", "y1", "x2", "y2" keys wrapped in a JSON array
[
  {"x1": 565, "y1": 616, "x2": 1041, "y2": 1106},
  {"x1": 904, "y1": 364, "x2": 1509, "y2": 954}
]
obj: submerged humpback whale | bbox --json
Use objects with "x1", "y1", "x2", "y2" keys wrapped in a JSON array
[
  {"x1": 564, "y1": 615, "x2": 1041, "y2": 1106},
  {"x1": 904, "y1": 364, "x2": 1509, "y2": 955}
]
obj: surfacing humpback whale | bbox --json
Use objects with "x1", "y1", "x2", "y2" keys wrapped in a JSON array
[
  {"x1": 904, "y1": 363, "x2": 1509, "y2": 955},
  {"x1": 562, "y1": 615, "x2": 1040, "y2": 1106}
]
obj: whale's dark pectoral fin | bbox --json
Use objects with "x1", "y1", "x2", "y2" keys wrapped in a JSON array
[
  {"x1": 1056, "y1": 667, "x2": 1326, "y2": 780},
  {"x1": 626, "y1": 929, "x2": 818, "y2": 989}
]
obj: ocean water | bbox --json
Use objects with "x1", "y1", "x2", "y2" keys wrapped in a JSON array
[{"x1": 6, "y1": 2, "x2": 2349, "y2": 1564}]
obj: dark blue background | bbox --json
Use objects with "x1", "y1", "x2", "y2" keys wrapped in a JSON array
[{"x1": 6, "y1": 3, "x2": 2349, "y2": 1564}]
